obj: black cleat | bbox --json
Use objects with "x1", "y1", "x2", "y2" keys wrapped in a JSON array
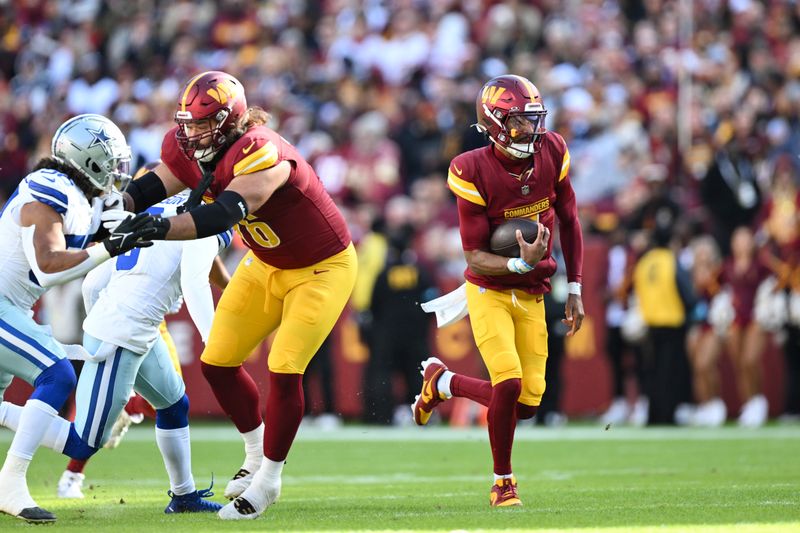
[{"x1": 17, "y1": 506, "x2": 56, "y2": 523}]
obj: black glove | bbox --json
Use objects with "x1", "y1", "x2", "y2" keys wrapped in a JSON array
[
  {"x1": 149, "y1": 215, "x2": 171, "y2": 240},
  {"x1": 101, "y1": 212, "x2": 157, "y2": 257}
]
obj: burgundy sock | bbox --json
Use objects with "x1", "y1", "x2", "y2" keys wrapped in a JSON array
[
  {"x1": 263, "y1": 371, "x2": 305, "y2": 462},
  {"x1": 201, "y1": 362, "x2": 262, "y2": 433},
  {"x1": 67, "y1": 458, "x2": 87, "y2": 474},
  {"x1": 450, "y1": 374, "x2": 492, "y2": 407},
  {"x1": 516, "y1": 403, "x2": 538, "y2": 420},
  {"x1": 488, "y1": 378, "x2": 521, "y2": 475}
]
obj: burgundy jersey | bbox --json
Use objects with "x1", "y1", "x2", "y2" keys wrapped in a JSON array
[
  {"x1": 161, "y1": 125, "x2": 350, "y2": 269},
  {"x1": 723, "y1": 259, "x2": 770, "y2": 326},
  {"x1": 448, "y1": 131, "x2": 583, "y2": 294}
]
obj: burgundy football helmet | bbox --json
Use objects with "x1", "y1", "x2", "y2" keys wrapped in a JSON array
[
  {"x1": 174, "y1": 71, "x2": 247, "y2": 161},
  {"x1": 474, "y1": 75, "x2": 547, "y2": 158}
]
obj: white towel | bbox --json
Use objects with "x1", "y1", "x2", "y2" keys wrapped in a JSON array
[{"x1": 421, "y1": 283, "x2": 469, "y2": 328}]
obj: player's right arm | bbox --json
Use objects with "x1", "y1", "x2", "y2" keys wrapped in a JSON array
[
  {"x1": 449, "y1": 157, "x2": 548, "y2": 276},
  {"x1": 19, "y1": 202, "x2": 152, "y2": 287},
  {"x1": 458, "y1": 197, "x2": 549, "y2": 276}
]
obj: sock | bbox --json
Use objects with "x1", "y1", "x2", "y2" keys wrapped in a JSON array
[
  {"x1": 0, "y1": 401, "x2": 21, "y2": 429},
  {"x1": 488, "y1": 378, "x2": 521, "y2": 476},
  {"x1": 201, "y1": 362, "x2": 262, "y2": 433},
  {"x1": 451, "y1": 374, "x2": 493, "y2": 407},
  {"x1": 438, "y1": 371, "x2": 454, "y2": 398},
  {"x1": 263, "y1": 372, "x2": 304, "y2": 462},
  {"x1": 241, "y1": 423, "x2": 265, "y2": 472},
  {"x1": 242, "y1": 456, "x2": 283, "y2": 510},
  {"x1": 493, "y1": 473, "x2": 514, "y2": 481},
  {"x1": 67, "y1": 458, "x2": 88, "y2": 474},
  {"x1": 155, "y1": 426, "x2": 195, "y2": 496},
  {"x1": 7, "y1": 399, "x2": 58, "y2": 462},
  {"x1": 0, "y1": 401, "x2": 75, "y2": 454}
]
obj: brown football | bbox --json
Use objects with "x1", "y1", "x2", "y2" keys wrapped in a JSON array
[{"x1": 490, "y1": 218, "x2": 540, "y2": 257}]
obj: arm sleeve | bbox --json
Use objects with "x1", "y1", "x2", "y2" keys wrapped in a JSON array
[
  {"x1": 456, "y1": 196, "x2": 490, "y2": 252},
  {"x1": 554, "y1": 174, "x2": 584, "y2": 284},
  {"x1": 179, "y1": 237, "x2": 218, "y2": 343}
]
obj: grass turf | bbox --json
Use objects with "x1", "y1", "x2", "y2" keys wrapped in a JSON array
[{"x1": 0, "y1": 423, "x2": 798, "y2": 531}]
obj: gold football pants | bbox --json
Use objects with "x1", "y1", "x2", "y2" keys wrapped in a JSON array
[
  {"x1": 201, "y1": 244, "x2": 357, "y2": 374},
  {"x1": 465, "y1": 281, "x2": 548, "y2": 406}
]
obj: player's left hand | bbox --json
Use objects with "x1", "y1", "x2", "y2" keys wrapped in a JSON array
[
  {"x1": 102, "y1": 189, "x2": 125, "y2": 211},
  {"x1": 101, "y1": 209, "x2": 136, "y2": 231},
  {"x1": 562, "y1": 294, "x2": 585, "y2": 337}
]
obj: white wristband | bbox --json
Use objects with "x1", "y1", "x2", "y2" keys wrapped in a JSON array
[
  {"x1": 507, "y1": 257, "x2": 534, "y2": 274},
  {"x1": 86, "y1": 243, "x2": 112, "y2": 266},
  {"x1": 568, "y1": 282, "x2": 582, "y2": 295}
]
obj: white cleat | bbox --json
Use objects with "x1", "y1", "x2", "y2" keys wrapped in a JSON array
[
  {"x1": 0, "y1": 470, "x2": 55, "y2": 523},
  {"x1": 219, "y1": 476, "x2": 280, "y2": 520},
  {"x1": 57, "y1": 470, "x2": 85, "y2": 499},
  {"x1": 738, "y1": 394, "x2": 768, "y2": 428},
  {"x1": 224, "y1": 468, "x2": 255, "y2": 500}
]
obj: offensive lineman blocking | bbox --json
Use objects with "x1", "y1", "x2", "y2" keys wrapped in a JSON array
[{"x1": 122, "y1": 71, "x2": 357, "y2": 520}]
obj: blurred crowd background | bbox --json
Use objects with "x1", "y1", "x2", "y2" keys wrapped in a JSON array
[{"x1": 2, "y1": 0, "x2": 799, "y2": 428}]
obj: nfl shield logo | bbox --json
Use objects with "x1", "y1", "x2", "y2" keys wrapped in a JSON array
[{"x1": 521, "y1": 185, "x2": 530, "y2": 195}]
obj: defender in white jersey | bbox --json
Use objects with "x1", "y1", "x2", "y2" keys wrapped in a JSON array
[
  {"x1": 0, "y1": 114, "x2": 154, "y2": 524},
  {"x1": 0, "y1": 192, "x2": 232, "y2": 514}
]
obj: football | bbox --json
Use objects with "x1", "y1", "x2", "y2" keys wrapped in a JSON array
[{"x1": 490, "y1": 218, "x2": 540, "y2": 257}]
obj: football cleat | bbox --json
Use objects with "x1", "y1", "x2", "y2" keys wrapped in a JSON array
[
  {"x1": 218, "y1": 475, "x2": 280, "y2": 521},
  {"x1": 412, "y1": 357, "x2": 448, "y2": 426},
  {"x1": 57, "y1": 470, "x2": 85, "y2": 499},
  {"x1": 164, "y1": 482, "x2": 222, "y2": 513},
  {"x1": 490, "y1": 476, "x2": 522, "y2": 507},
  {"x1": 0, "y1": 470, "x2": 56, "y2": 523},
  {"x1": 224, "y1": 468, "x2": 254, "y2": 500}
]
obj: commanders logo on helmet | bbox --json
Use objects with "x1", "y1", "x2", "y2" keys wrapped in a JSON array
[
  {"x1": 175, "y1": 71, "x2": 247, "y2": 162},
  {"x1": 474, "y1": 75, "x2": 547, "y2": 159}
]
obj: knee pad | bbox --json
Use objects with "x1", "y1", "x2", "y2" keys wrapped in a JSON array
[
  {"x1": 516, "y1": 403, "x2": 539, "y2": 420},
  {"x1": 31, "y1": 359, "x2": 77, "y2": 410},
  {"x1": 156, "y1": 394, "x2": 189, "y2": 430},
  {"x1": 62, "y1": 425, "x2": 99, "y2": 460}
]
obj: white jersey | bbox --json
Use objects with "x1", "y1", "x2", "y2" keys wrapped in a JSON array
[
  {"x1": 0, "y1": 168, "x2": 103, "y2": 310},
  {"x1": 82, "y1": 193, "x2": 223, "y2": 354}
]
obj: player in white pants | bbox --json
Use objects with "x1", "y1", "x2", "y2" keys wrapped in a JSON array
[
  {"x1": 0, "y1": 192, "x2": 232, "y2": 514},
  {"x1": 0, "y1": 114, "x2": 152, "y2": 523}
]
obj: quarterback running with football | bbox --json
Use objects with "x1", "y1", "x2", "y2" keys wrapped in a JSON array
[
  {"x1": 121, "y1": 71, "x2": 357, "y2": 519},
  {"x1": 0, "y1": 114, "x2": 153, "y2": 523},
  {"x1": 414, "y1": 75, "x2": 584, "y2": 506}
]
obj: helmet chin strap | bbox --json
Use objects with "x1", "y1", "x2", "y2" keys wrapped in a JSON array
[{"x1": 495, "y1": 141, "x2": 533, "y2": 159}]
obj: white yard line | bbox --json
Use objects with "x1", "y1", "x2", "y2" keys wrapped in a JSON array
[{"x1": 2, "y1": 423, "x2": 799, "y2": 443}]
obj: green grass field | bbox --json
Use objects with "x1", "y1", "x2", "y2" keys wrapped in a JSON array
[{"x1": 1, "y1": 423, "x2": 799, "y2": 532}]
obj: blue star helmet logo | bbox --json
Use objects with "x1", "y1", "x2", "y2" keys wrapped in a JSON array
[{"x1": 87, "y1": 127, "x2": 112, "y2": 155}]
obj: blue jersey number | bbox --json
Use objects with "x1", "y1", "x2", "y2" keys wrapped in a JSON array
[{"x1": 115, "y1": 248, "x2": 141, "y2": 271}]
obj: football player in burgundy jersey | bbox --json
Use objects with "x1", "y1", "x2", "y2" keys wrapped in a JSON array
[
  {"x1": 413, "y1": 75, "x2": 584, "y2": 507},
  {"x1": 121, "y1": 71, "x2": 357, "y2": 520}
]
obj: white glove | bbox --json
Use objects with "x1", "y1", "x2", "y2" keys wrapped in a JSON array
[
  {"x1": 101, "y1": 209, "x2": 136, "y2": 231},
  {"x1": 103, "y1": 189, "x2": 125, "y2": 211}
]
